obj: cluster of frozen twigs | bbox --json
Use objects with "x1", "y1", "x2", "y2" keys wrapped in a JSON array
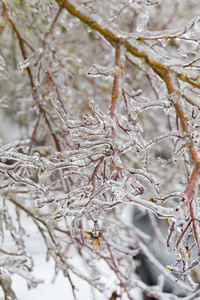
[{"x1": 1, "y1": 0, "x2": 200, "y2": 299}]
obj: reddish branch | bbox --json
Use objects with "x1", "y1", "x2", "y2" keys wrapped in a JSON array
[
  {"x1": 190, "y1": 201, "x2": 200, "y2": 253},
  {"x1": 0, "y1": 3, "x2": 8, "y2": 35},
  {"x1": 183, "y1": 166, "x2": 199, "y2": 205},
  {"x1": 9, "y1": 17, "x2": 38, "y2": 107},
  {"x1": 165, "y1": 69, "x2": 200, "y2": 252},
  {"x1": 110, "y1": 43, "x2": 124, "y2": 118},
  {"x1": 164, "y1": 68, "x2": 200, "y2": 169},
  {"x1": 44, "y1": 7, "x2": 63, "y2": 40},
  {"x1": 184, "y1": 166, "x2": 200, "y2": 253}
]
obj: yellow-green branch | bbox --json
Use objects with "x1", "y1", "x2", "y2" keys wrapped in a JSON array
[{"x1": 55, "y1": 0, "x2": 200, "y2": 89}]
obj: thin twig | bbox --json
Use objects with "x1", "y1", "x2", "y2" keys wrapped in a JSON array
[{"x1": 110, "y1": 42, "x2": 124, "y2": 118}]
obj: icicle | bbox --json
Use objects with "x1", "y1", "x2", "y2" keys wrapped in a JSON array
[
  {"x1": 159, "y1": 35, "x2": 169, "y2": 47},
  {"x1": 48, "y1": 92, "x2": 68, "y2": 126},
  {"x1": 17, "y1": 48, "x2": 43, "y2": 72},
  {"x1": 0, "y1": 55, "x2": 9, "y2": 80},
  {"x1": 137, "y1": 4, "x2": 149, "y2": 32},
  {"x1": 0, "y1": 207, "x2": 6, "y2": 214}
]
